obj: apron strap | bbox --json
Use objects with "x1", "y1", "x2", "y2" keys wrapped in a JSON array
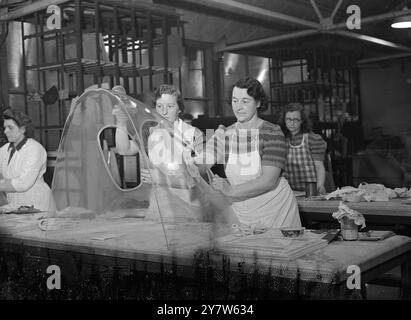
[{"x1": 254, "y1": 129, "x2": 259, "y2": 152}]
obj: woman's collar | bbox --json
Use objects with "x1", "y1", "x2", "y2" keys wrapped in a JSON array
[{"x1": 8, "y1": 136, "x2": 28, "y2": 151}]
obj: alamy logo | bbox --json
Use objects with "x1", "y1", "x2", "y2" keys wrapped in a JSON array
[
  {"x1": 46, "y1": 5, "x2": 61, "y2": 30},
  {"x1": 346, "y1": 5, "x2": 361, "y2": 30},
  {"x1": 46, "y1": 265, "x2": 61, "y2": 290},
  {"x1": 346, "y1": 265, "x2": 361, "y2": 289}
]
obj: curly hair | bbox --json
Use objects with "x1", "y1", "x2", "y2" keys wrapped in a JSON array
[
  {"x1": 152, "y1": 84, "x2": 184, "y2": 113},
  {"x1": 3, "y1": 108, "x2": 34, "y2": 138},
  {"x1": 229, "y1": 77, "x2": 269, "y2": 112},
  {"x1": 279, "y1": 102, "x2": 311, "y2": 137}
]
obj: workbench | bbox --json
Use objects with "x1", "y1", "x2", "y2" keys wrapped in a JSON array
[
  {"x1": 0, "y1": 213, "x2": 410, "y2": 299},
  {"x1": 298, "y1": 197, "x2": 411, "y2": 227}
]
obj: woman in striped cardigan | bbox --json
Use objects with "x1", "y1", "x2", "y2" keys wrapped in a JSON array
[{"x1": 189, "y1": 77, "x2": 301, "y2": 229}]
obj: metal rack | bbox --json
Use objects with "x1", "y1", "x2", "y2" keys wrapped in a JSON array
[
  {"x1": 268, "y1": 45, "x2": 363, "y2": 186},
  {"x1": 16, "y1": 0, "x2": 182, "y2": 152},
  {"x1": 26, "y1": 58, "x2": 177, "y2": 77},
  {"x1": 269, "y1": 46, "x2": 360, "y2": 124}
]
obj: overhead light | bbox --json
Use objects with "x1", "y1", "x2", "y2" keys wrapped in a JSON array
[
  {"x1": 391, "y1": 15, "x2": 411, "y2": 28},
  {"x1": 391, "y1": 7, "x2": 411, "y2": 28}
]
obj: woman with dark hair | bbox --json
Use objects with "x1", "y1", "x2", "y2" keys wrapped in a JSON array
[
  {"x1": 0, "y1": 109, "x2": 55, "y2": 212},
  {"x1": 279, "y1": 102, "x2": 327, "y2": 194},
  {"x1": 189, "y1": 77, "x2": 301, "y2": 229}
]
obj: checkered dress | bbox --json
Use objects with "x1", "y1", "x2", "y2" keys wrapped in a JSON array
[{"x1": 285, "y1": 133, "x2": 317, "y2": 191}]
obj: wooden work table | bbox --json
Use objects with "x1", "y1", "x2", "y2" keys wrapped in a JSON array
[
  {"x1": 0, "y1": 213, "x2": 411, "y2": 299},
  {"x1": 297, "y1": 197, "x2": 411, "y2": 226}
]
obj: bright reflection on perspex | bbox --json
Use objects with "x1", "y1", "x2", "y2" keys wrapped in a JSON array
[{"x1": 44, "y1": 87, "x2": 234, "y2": 252}]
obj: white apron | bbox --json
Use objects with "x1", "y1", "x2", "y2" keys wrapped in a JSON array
[{"x1": 225, "y1": 127, "x2": 301, "y2": 229}]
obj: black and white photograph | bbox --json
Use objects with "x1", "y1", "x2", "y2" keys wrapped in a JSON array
[{"x1": 0, "y1": 0, "x2": 411, "y2": 309}]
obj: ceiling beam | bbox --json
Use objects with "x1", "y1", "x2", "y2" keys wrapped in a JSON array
[
  {"x1": 160, "y1": 0, "x2": 321, "y2": 29},
  {"x1": 220, "y1": 27, "x2": 411, "y2": 54},
  {"x1": 309, "y1": 0, "x2": 323, "y2": 21},
  {"x1": 206, "y1": 4, "x2": 411, "y2": 54},
  {"x1": 331, "y1": 8, "x2": 411, "y2": 30},
  {"x1": 0, "y1": 0, "x2": 30, "y2": 8},
  {"x1": 330, "y1": 0, "x2": 344, "y2": 21},
  {"x1": 357, "y1": 53, "x2": 411, "y2": 65},
  {"x1": 0, "y1": 0, "x2": 70, "y2": 21},
  {"x1": 330, "y1": 30, "x2": 411, "y2": 52},
  {"x1": 219, "y1": 29, "x2": 319, "y2": 52}
]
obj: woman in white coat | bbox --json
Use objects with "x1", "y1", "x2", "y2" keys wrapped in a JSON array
[{"x1": 0, "y1": 109, "x2": 55, "y2": 212}]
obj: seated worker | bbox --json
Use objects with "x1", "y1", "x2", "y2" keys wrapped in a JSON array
[
  {"x1": 187, "y1": 77, "x2": 301, "y2": 229},
  {"x1": 0, "y1": 109, "x2": 55, "y2": 212},
  {"x1": 112, "y1": 84, "x2": 205, "y2": 218},
  {"x1": 279, "y1": 103, "x2": 327, "y2": 194}
]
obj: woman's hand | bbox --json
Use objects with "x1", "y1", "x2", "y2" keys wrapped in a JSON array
[
  {"x1": 140, "y1": 168, "x2": 152, "y2": 184},
  {"x1": 212, "y1": 174, "x2": 234, "y2": 197},
  {"x1": 182, "y1": 145, "x2": 209, "y2": 177},
  {"x1": 182, "y1": 148, "x2": 201, "y2": 178},
  {"x1": 317, "y1": 184, "x2": 326, "y2": 195},
  {"x1": 112, "y1": 102, "x2": 128, "y2": 127},
  {"x1": 215, "y1": 124, "x2": 226, "y2": 137},
  {"x1": 182, "y1": 146, "x2": 195, "y2": 165}
]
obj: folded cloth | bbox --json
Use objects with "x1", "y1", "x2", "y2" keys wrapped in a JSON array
[
  {"x1": 232, "y1": 222, "x2": 268, "y2": 236},
  {"x1": 394, "y1": 187, "x2": 411, "y2": 198},
  {"x1": 324, "y1": 186, "x2": 360, "y2": 200},
  {"x1": 358, "y1": 230, "x2": 395, "y2": 241},
  {"x1": 0, "y1": 205, "x2": 42, "y2": 214}
]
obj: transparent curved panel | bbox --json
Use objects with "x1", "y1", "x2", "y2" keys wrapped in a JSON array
[{"x1": 45, "y1": 87, "x2": 234, "y2": 252}]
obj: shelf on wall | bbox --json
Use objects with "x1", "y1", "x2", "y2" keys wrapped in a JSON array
[
  {"x1": 270, "y1": 80, "x2": 351, "y2": 88},
  {"x1": 12, "y1": 0, "x2": 183, "y2": 155},
  {"x1": 25, "y1": 59, "x2": 178, "y2": 77}
]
